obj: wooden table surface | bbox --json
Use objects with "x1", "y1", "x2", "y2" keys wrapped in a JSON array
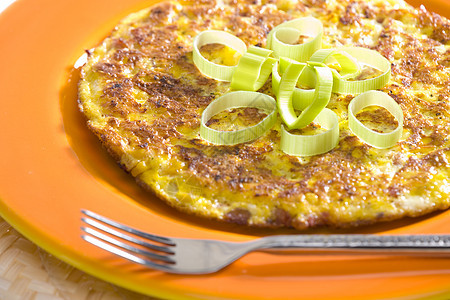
[{"x1": 0, "y1": 217, "x2": 156, "y2": 300}]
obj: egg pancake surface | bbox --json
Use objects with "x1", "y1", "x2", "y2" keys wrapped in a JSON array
[{"x1": 78, "y1": 0, "x2": 450, "y2": 229}]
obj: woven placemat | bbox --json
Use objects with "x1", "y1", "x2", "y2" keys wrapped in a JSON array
[{"x1": 0, "y1": 217, "x2": 155, "y2": 300}]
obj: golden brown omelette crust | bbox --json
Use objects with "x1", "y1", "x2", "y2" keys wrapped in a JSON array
[{"x1": 78, "y1": 0, "x2": 450, "y2": 229}]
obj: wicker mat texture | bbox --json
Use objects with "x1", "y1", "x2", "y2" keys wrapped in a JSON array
[{"x1": 0, "y1": 217, "x2": 156, "y2": 300}]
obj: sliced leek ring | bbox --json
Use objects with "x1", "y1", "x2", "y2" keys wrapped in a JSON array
[
  {"x1": 309, "y1": 48, "x2": 361, "y2": 80},
  {"x1": 332, "y1": 47, "x2": 391, "y2": 94},
  {"x1": 277, "y1": 60, "x2": 333, "y2": 129},
  {"x1": 193, "y1": 30, "x2": 247, "y2": 81},
  {"x1": 230, "y1": 46, "x2": 277, "y2": 91},
  {"x1": 200, "y1": 91, "x2": 277, "y2": 145},
  {"x1": 348, "y1": 90, "x2": 403, "y2": 149},
  {"x1": 299, "y1": 47, "x2": 391, "y2": 94},
  {"x1": 266, "y1": 17, "x2": 323, "y2": 62},
  {"x1": 280, "y1": 108, "x2": 339, "y2": 156},
  {"x1": 272, "y1": 58, "x2": 315, "y2": 110}
]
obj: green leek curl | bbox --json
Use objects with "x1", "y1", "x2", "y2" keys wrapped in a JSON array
[
  {"x1": 200, "y1": 91, "x2": 277, "y2": 145},
  {"x1": 266, "y1": 17, "x2": 323, "y2": 63},
  {"x1": 230, "y1": 46, "x2": 277, "y2": 91},
  {"x1": 348, "y1": 90, "x2": 403, "y2": 149},
  {"x1": 280, "y1": 108, "x2": 339, "y2": 156},
  {"x1": 193, "y1": 30, "x2": 247, "y2": 81}
]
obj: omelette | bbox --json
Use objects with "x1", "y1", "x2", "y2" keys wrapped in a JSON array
[{"x1": 78, "y1": 0, "x2": 450, "y2": 229}]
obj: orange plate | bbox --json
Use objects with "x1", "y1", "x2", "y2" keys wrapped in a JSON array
[{"x1": 1, "y1": 0, "x2": 450, "y2": 299}]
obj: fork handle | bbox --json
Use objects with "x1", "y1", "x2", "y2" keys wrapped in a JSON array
[{"x1": 256, "y1": 234, "x2": 450, "y2": 254}]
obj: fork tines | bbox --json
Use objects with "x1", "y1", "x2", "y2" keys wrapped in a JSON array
[{"x1": 81, "y1": 210, "x2": 177, "y2": 271}]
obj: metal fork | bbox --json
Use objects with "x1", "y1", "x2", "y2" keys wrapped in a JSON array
[{"x1": 81, "y1": 209, "x2": 450, "y2": 274}]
